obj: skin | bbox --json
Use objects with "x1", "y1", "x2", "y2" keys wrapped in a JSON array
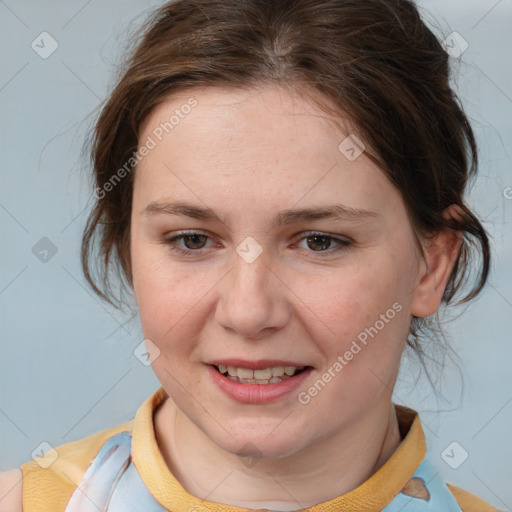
[{"x1": 129, "y1": 84, "x2": 462, "y2": 509}]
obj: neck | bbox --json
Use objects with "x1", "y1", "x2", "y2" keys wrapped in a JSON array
[{"x1": 154, "y1": 397, "x2": 402, "y2": 510}]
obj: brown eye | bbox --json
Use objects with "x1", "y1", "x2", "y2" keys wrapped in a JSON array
[
  {"x1": 306, "y1": 235, "x2": 333, "y2": 251},
  {"x1": 181, "y1": 234, "x2": 208, "y2": 250},
  {"x1": 163, "y1": 232, "x2": 213, "y2": 255},
  {"x1": 295, "y1": 232, "x2": 351, "y2": 257}
]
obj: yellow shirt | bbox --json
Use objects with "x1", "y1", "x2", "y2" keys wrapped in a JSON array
[{"x1": 20, "y1": 386, "x2": 500, "y2": 511}]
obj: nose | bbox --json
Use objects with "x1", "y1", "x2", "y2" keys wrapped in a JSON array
[{"x1": 215, "y1": 247, "x2": 290, "y2": 340}]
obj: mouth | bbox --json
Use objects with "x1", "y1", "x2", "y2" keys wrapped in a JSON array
[
  {"x1": 211, "y1": 364, "x2": 310, "y2": 385},
  {"x1": 207, "y1": 362, "x2": 314, "y2": 403}
]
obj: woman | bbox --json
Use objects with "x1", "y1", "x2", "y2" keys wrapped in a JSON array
[{"x1": 1, "y1": 0, "x2": 501, "y2": 510}]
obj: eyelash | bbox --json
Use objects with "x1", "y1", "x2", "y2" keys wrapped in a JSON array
[{"x1": 162, "y1": 231, "x2": 352, "y2": 257}]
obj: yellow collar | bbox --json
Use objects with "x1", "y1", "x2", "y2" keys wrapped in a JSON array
[{"x1": 131, "y1": 387, "x2": 426, "y2": 512}]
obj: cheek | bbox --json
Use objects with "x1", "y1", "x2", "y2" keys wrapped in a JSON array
[
  {"x1": 296, "y1": 264, "x2": 408, "y2": 414},
  {"x1": 135, "y1": 271, "x2": 201, "y2": 343},
  {"x1": 294, "y1": 256, "x2": 412, "y2": 406},
  {"x1": 293, "y1": 257, "x2": 406, "y2": 345},
  {"x1": 131, "y1": 239, "x2": 196, "y2": 343}
]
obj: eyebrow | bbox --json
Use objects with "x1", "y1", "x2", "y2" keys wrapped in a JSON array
[{"x1": 142, "y1": 200, "x2": 379, "y2": 227}]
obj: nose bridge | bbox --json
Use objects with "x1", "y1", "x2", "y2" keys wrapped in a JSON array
[
  {"x1": 230, "y1": 239, "x2": 275, "y2": 304},
  {"x1": 216, "y1": 238, "x2": 289, "y2": 337}
]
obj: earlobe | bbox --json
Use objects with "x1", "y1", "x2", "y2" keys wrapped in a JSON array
[{"x1": 410, "y1": 205, "x2": 464, "y2": 318}]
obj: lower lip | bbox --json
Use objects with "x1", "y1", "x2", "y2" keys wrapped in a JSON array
[{"x1": 207, "y1": 365, "x2": 313, "y2": 404}]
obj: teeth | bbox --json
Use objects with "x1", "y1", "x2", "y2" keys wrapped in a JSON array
[
  {"x1": 216, "y1": 365, "x2": 305, "y2": 381},
  {"x1": 271, "y1": 367, "x2": 285, "y2": 377},
  {"x1": 226, "y1": 375, "x2": 290, "y2": 385},
  {"x1": 253, "y1": 368, "x2": 272, "y2": 379},
  {"x1": 237, "y1": 367, "x2": 253, "y2": 379}
]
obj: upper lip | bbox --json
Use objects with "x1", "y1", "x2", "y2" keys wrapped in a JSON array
[{"x1": 208, "y1": 359, "x2": 311, "y2": 370}]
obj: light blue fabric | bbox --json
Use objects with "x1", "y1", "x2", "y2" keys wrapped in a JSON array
[
  {"x1": 381, "y1": 456, "x2": 463, "y2": 512},
  {"x1": 63, "y1": 431, "x2": 167, "y2": 512},
  {"x1": 63, "y1": 431, "x2": 463, "y2": 512}
]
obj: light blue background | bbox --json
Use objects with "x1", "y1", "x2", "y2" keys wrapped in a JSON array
[{"x1": 0, "y1": 1, "x2": 511, "y2": 509}]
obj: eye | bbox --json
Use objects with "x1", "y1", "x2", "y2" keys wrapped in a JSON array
[
  {"x1": 162, "y1": 231, "x2": 213, "y2": 255},
  {"x1": 294, "y1": 231, "x2": 351, "y2": 256},
  {"x1": 162, "y1": 230, "x2": 351, "y2": 257}
]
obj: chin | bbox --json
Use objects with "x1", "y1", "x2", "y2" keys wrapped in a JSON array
[{"x1": 205, "y1": 423, "x2": 311, "y2": 461}]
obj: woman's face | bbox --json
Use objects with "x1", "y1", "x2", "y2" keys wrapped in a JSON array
[{"x1": 130, "y1": 85, "x2": 425, "y2": 458}]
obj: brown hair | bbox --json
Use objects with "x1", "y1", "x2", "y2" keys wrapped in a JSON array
[{"x1": 81, "y1": 0, "x2": 490, "y2": 360}]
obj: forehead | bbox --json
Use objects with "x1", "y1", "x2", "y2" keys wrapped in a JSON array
[
  {"x1": 139, "y1": 85, "x2": 341, "y2": 159},
  {"x1": 134, "y1": 85, "x2": 401, "y2": 220}
]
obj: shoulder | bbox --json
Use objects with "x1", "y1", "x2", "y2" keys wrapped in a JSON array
[
  {"x1": 447, "y1": 483, "x2": 505, "y2": 512},
  {"x1": 16, "y1": 419, "x2": 133, "y2": 512},
  {"x1": 0, "y1": 468, "x2": 23, "y2": 512}
]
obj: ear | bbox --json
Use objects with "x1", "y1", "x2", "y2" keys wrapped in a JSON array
[{"x1": 410, "y1": 205, "x2": 464, "y2": 318}]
